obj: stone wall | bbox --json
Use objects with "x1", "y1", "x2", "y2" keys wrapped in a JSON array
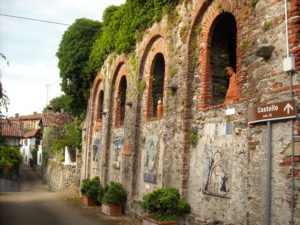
[
  {"x1": 81, "y1": 0, "x2": 300, "y2": 224},
  {"x1": 45, "y1": 160, "x2": 80, "y2": 192}
]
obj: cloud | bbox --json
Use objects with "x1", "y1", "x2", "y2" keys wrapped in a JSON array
[{"x1": 0, "y1": 0, "x2": 126, "y2": 117}]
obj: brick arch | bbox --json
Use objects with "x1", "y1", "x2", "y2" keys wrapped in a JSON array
[
  {"x1": 139, "y1": 35, "x2": 168, "y2": 120},
  {"x1": 188, "y1": 0, "x2": 242, "y2": 108},
  {"x1": 139, "y1": 34, "x2": 164, "y2": 76},
  {"x1": 90, "y1": 74, "x2": 104, "y2": 130},
  {"x1": 110, "y1": 56, "x2": 129, "y2": 128}
]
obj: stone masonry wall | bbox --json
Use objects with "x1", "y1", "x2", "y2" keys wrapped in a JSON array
[
  {"x1": 81, "y1": 0, "x2": 300, "y2": 224},
  {"x1": 46, "y1": 160, "x2": 80, "y2": 192}
]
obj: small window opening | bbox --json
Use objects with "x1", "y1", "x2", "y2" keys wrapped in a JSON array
[
  {"x1": 119, "y1": 76, "x2": 127, "y2": 125},
  {"x1": 98, "y1": 91, "x2": 104, "y2": 121},
  {"x1": 151, "y1": 53, "x2": 165, "y2": 117},
  {"x1": 210, "y1": 13, "x2": 237, "y2": 105}
]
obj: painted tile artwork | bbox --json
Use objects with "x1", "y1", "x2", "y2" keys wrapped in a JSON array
[
  {"x1": 201, "y1": 123, "x2": 232, "y2": 198},
  {"x1": 113, "y1": 136, "x2": 123, "y2": 157},
  {"x1": 144, "y1": 134, "x2": 158, "y2": 183},
  {"x1": 93, "y1": 139, "x2": 100, "y2": 161},
  {"x1": 202, "y1": 144, "x2": 230, "y2": 197}
]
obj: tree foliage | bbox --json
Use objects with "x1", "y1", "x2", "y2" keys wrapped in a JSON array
[
  {"x1": 0, "y1": 145, "x2": 22, "y2": 175},
  {"x1": 56, "y1": 19, "x2": 101, "y2": 116},
  {"x1": 87, "y1": 0, "x2": 181, "y2": 75},
  {"x1": 45, "y1": 94, "x2": 71, "y2": 113},
  {"x1": 0, "y1": 53, "x2": 9, "y2": 120},
  {"x1": 43, "y1": 118, "x2": 82, "y2": 159}
]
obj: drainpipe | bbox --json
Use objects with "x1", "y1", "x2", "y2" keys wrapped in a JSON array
[{"x1": 284, "y1": 0, "x2": 295, "y2": 224}]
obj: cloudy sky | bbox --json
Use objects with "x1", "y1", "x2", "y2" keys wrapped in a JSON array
[{"x1": 0, "y1": 0, "x2": 125, "y2": 117}]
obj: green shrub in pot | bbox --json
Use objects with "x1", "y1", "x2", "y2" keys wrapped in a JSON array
[
  {"x1": 101, "y1": 181, "x2": 127, "y2": 205},
  {"x1": 80, "y1": 176, "x2": 103, "y2": 203},
  {"x1": 141, "y1": 187, "x2": 191, "y2": 222}
]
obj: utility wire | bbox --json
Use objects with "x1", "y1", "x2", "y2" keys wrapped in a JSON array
[
  {"x1": 0, "y1": 13, "x2": 70, "y2": 26},
  {"x1": 0, "y1": 13, "x2": 101, "y2": 30}
]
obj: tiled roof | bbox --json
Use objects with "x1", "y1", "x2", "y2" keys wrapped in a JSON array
[
  {"x1": 0, "y1": 119, "x2": 23, "y2": 137},
  {"x1": 42, "y1": 113, "x2": 73, "y2": 127},
  {"x1": 24, "y1": 129, "x2": 40, "y2": 138},
  {"x1": 19, "y1": 113, "x2": 42, "y2": 120}
]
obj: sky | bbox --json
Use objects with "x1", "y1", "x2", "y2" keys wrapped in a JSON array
[{"x1": 0, "y1": 0, "x2": 125, "y2": 117}]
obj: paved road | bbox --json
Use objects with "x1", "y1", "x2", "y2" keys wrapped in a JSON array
[{"x1": 0, "y1": 165, "x2": 138, "y2": 225}]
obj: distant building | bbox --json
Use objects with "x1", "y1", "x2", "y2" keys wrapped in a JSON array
[
  {"x1": 39, "y1": 110, "x2": 74, "y2": 164},
  {"x1": 0, "y1": 119, "x2": 23, "y2": 147},
  {"x1": 20, "y1": 129, "x2": 42, "y2": 165},
  {"x1": 18, "y1": 112, "x2": 42, "y2": 131}
]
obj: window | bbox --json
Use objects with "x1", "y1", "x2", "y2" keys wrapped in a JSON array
[
  {"x1": 150, "y1": 53, "x2": 165, "y2": 118},
  {"x1": 116, "y1": 76, "x2": 127, "y2": 126},
  {"x1": 210, "y1": 13, "x2": 237, "y2": 105},
  {"x1": 98, "y1": 90, "x2": 104, "y2": 121}
]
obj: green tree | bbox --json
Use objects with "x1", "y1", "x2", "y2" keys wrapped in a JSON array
[
  {"x1": 31, "y1": 148, "x2": 38, "y2": 164},
  {"x1": 43, "y1": 118, "x2": 82, "y2": 161},
  {"x1": 56, "y1": 18, "x2": 101, "y2": 116},
  {"x1": 0, "y1": 53, "x2": 9, "y2": 119},
  {"x1": 46, "y1": 94, "x2": 71, "y2": 113},
  {"x1": 0, "y1": 145, "x2": 22, "y2": 175}
]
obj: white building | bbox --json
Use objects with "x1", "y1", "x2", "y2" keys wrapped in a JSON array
[{"x1": 20, "y1": 129, "x2": 41, "y2": 165}]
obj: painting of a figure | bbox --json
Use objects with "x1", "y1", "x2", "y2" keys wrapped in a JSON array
[
  {"x1": 144, "y1": 134, "x2": 158, "y2": 172},
  {"x1": 203, "y1": 144, "x2": 230, "y2": 197},
  {"x1": 113, "y1": 136, "x2": 123, "y2": 157},
  {"x1": 93, "y1": 139, "x2": 100, "y2": 161}
]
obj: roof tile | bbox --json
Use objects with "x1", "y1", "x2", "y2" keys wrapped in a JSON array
[
  {"x1": 23, "y1": 129, "x2": 40, "y2": 138},
  {"x1": 0, "y1": 119, "x2": 23, "y2": 137},
  {"x1": 42, "y1": 113, "x2": 73, "y2": 127}
]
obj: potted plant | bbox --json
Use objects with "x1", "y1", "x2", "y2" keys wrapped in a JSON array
[
  {"x1": 101, "y1": 181, "x2": 127, "y2": 216},
  {"x1": 81, "y1": 176, "x2": 102, "y2": 206},
  {"x1": 141, "y1": 187, "x2": 190, "y2": 225}
]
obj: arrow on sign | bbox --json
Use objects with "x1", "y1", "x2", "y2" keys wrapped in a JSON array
[{"x1": 284, "y1": 103, "x2": 294, "y2": 114}]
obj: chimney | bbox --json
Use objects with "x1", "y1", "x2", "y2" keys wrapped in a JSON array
[
  {"x1": 33, "y1": 112, "x2": 37, "y2": 115},
  {"x1": 47, "y1": 105, "x2": 54, "y2": 113},
  {"x1": 15, "y1": 113, "x2": 19, "y2": 118}
]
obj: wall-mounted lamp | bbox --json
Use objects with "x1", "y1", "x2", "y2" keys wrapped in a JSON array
[
  {"x1": 167, "y1": 84, "x2": 178, "y2": 94},
  {"x1": 255, "y1": 45, "x2": 275, "y2": 60},
  {"x1": 126, "y1": 102, "x2": 133, "y2": 107}
]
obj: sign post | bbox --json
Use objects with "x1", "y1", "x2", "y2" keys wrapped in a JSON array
[{"x1": 248, "y1": 99, "x2": 297, "y2": 225}]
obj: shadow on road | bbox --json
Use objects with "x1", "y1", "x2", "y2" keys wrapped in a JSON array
[{"x1": 0, "y1": 164, "x2": 141, "y2": 225}]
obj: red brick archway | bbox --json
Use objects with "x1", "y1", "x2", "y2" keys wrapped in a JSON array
[
  {"x1": 189, "y1": 0, "x2": 242, "y2": 108},
  {"x1": 110, "y1": 56, "x2": 129, "y2": 128},
  {"x1": 139, "y1": 35, "x2": 168, "y2": 120}
]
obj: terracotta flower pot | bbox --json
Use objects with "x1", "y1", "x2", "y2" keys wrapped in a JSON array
[
  {"x1": 143, "y1": 216, "x2": 178, "y2": 225},
  {"x1": 82, "y1": 196, "x2": 96, "y2": 206},
  {"x1": 101, "y1": 202, "x2": 122, "y2": 216}
]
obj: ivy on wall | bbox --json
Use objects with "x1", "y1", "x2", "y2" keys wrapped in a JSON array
[
  {"x1": 57, "y1": 0, "x2": 183, "y2": 116},
  {"x1": 86, "y1": 0, "x2": 182, "y2": 75}
]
